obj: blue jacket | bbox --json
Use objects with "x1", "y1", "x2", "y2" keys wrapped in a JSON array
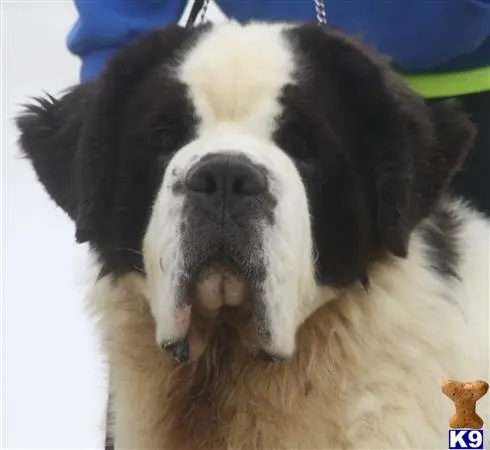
[{"x1": 67, "y1": 0, "x2": 490, "y2": 84}]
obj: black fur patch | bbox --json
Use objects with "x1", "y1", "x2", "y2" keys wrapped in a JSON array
[
  {"x1": 275, "y1": 24, "x2": 475, "y2": 287},
  {"x1": 421, "y1": 207, "x2": 462, "y2": 280},
  {"x1": 16, "y1": 83, "x2": 97, "y2": 220},
  {"x1": 429, "y1": 92, "x2": 490, "y2": 218},
  {"x1": 16, "y1": 25, "x2": 210, "y2": 278}
]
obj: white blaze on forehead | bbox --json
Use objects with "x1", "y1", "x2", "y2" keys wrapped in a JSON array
[{"x1": 178, "y1": 22, "x2": 295, "y2": 136}]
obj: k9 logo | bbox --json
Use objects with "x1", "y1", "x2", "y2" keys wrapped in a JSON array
[{"x1": 448, "y1": 430, "x2": 484, "y2": 449}]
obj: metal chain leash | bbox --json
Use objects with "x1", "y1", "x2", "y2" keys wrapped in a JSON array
[
  {"x1": 314, "y1": 0, "x2": 327, "y2": 25},
  {"x1": 197, "y1": 0, "x2": 211, "y2": 24},
  {"x1": 185, "y1": 0, "x2": 211, "y2": 28}
]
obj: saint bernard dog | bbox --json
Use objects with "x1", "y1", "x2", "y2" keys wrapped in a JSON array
[{"x1": 16, "y1": 22, "x2": 489, "y2": 449}]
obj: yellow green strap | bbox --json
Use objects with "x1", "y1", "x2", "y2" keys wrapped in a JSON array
[{"x1": 400, "y1": 66, "x2": 490, "y2": 99}]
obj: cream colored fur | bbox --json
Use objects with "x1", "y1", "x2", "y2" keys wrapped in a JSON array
[{"x1": 87, "y1": 200, "x2": 489, "y2": 450}]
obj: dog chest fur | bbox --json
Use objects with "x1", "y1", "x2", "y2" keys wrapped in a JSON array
[{"x1": 90, "y1": 202, "x2": 488, "y2": 449}]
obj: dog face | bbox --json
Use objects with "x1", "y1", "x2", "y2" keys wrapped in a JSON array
[{"x1": 17, "y1": 22, "x2": 474, "y2": 361}]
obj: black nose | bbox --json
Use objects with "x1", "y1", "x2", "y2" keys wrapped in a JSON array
[{"x1": 186, "y1": 154, "x2": 267, "y2": 197}]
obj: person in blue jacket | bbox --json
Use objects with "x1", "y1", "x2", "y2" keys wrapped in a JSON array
[{"x1": 67, "y1": 0, "x2": 490, "y2": 214}]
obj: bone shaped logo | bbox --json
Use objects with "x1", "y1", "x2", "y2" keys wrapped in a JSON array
[{"x1": 442, "y1": 380, "x2": 489, "y2": 429}]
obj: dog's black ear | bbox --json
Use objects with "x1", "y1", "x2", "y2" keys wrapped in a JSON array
[
  {"x1": 377, "y1": 98, "x2": 475, "y2": 257},
  {"x1": 322, "y1": 30, "x2": 476, "y2": 257},
  {"x1": 16, "y1": 82, "x2": 97, "y2": 221},
  {"x1": 18, "y1": 24, "x2": 204, "y2": 246},
  {"x1": 73, "y1": 24, "x2": 201, "y2": 244}
]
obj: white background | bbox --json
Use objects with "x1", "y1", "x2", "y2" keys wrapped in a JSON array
[{"x1": 1, "y1": 2, "x2": 226, "y2": 448}]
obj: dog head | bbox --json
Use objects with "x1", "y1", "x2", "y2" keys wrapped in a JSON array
[{"x1": 16, "y1": 22, "x2": 475, "y2": 362}]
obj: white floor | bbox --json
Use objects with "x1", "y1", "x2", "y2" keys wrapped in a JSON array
[{"x1": 1, "y1": 2, "x2": 226, "y2": 449}]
